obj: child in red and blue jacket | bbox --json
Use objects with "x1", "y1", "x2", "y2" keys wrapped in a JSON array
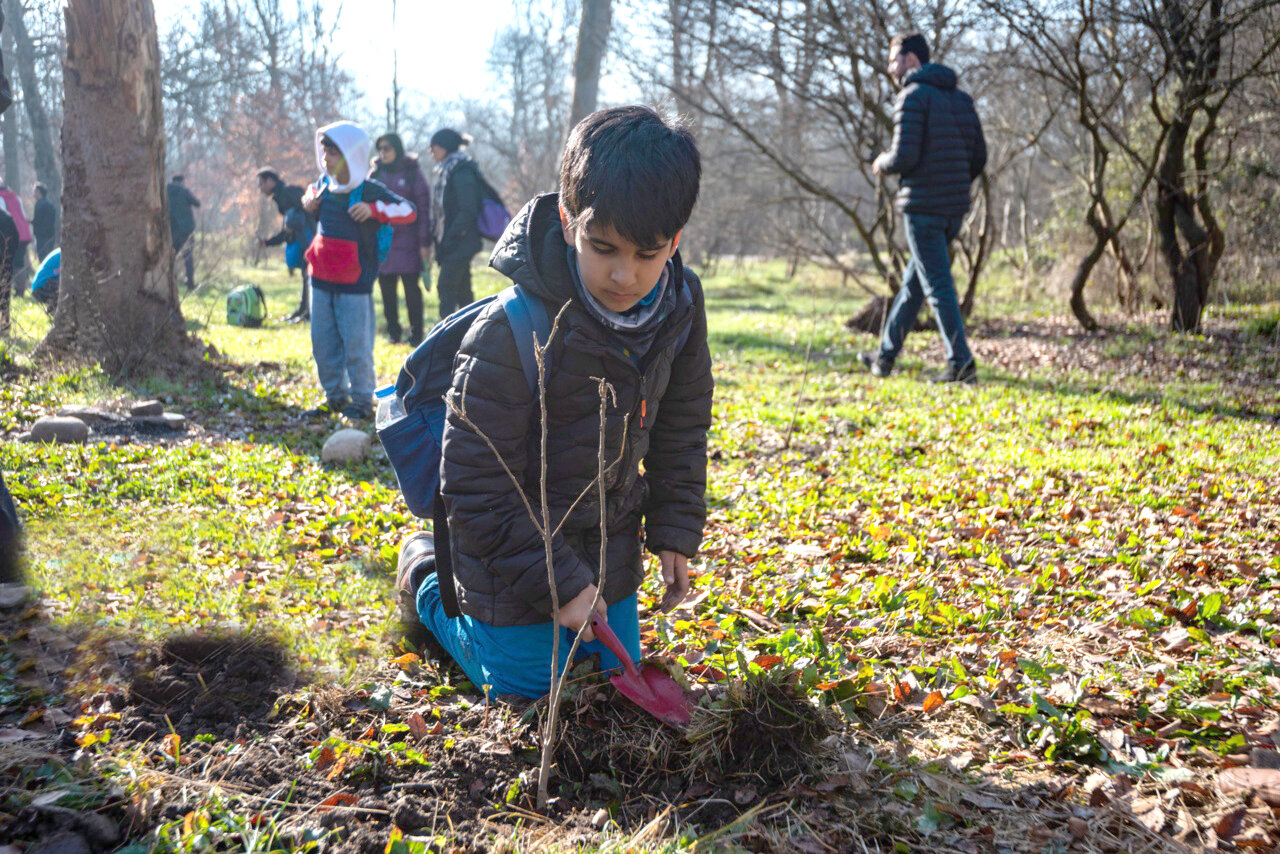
[{"x1": 302, "y1": 121, "x2": 416, "y2": 419}]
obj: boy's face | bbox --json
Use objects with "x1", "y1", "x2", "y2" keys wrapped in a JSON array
[
  {"x1": 321, "y1": 140, "x2": 347, "y2": 180},
  {"x1": 562, "y1": 210, "x2": 680, "y2": 313}
]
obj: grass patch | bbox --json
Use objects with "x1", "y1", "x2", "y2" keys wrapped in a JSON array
[{"x1": 2, "y1": 255, "x2": 1279, "y2": 850}]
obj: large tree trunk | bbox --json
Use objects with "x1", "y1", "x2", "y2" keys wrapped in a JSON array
[
  {"x1": 0, "y1": 22, "x2": 16, "y2": 187},
  {"x1": 568, "y1": 0, "x2": 611, "y2": 128},
  {"x1": 3, "y1": 0, "x2": 60, "y2": 206},
  {"x1": 39, "y1": 0, "x2": 194, "y2": 378}
]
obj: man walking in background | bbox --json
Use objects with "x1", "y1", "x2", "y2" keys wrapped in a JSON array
[
  {"x1": 167, "y1": 175, "x2": 201, "y2": 291},
  {"x1": 863, "y1": 32, "x2": 986, "y2": 384},
  {"x1": 257, "y1": 168, "x2": 313, "y2": 322},
  {"x1": 32, "y1": 183, "x2": 55, "y2": 261}
]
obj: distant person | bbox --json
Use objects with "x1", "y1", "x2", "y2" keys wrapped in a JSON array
[
  {"x1": 30, "y1": 246, "x2": 58, "y2": 313},
  {"x1": 429, "y1": 129, "x2": 485, "y2": 317},
  {"x1": 31, "y1": 183, "x2": 55, "y2": 261},
  {"x1": 395, "y1": 106, "x2": 712, "y2": 699},
  {"x1": 369, "y1": 132, "x2": 434, "y2": 345},
  {"x1": 166, "y1": 174, "x2": 201, "y2": 291},
  {"x1": 301, "y1": 121, "x2": 416, "y2": 420},
  {"x1": 0, "y1": 470, "x2": 21, "y2": 584},
  {"x1": 862, "y1": 32, "x2": 986, "y2": 384},
  {"x1": 0, "y1": 199, "x2": 18, "y2": 335},
  {"x1": 0, "y1": 178, "x2": 32, "y2": 297},
  {"x1": 257, "y1": 168, "x2": 313, "y2": 322}
]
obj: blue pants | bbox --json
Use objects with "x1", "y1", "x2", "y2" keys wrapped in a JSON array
[
  {"x1": 310, "y1": 288, "x2": 376, "y2": 406},
  {"x1": 416, "y1": 572, "x2": 641, "y2": 699},
  {"x1": 878, "y1": 212, "x2": 974, "y2": 371}
]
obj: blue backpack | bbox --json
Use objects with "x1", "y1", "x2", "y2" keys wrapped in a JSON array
[
  {"x1": 349, "y1": 181, "x2": 394, "y2": 264},
  {"x1": 377, "y1": 286, "x2": 551, "y2": 520}
]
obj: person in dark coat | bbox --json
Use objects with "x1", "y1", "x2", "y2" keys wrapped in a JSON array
[
  {"x1": 0, "y1": 12, "x2": 19, "y2": 586},
  {"x1": 370, "y1": 132, "x2": 434, "y2": 345},
  {"x1": 397, "y1": 106, "x2": 713, "y2": 699},
  {"x1": 31, "y1": 183, "x2": 55, "y2": 261},
  {"x1": 257, "y1": 168, "x2": 313, "y2": 321},
  {"x1": 429, "y1": 129, "x2": 485, "y2": 318},
  {"x1": 167, "y1": 175, "x2": 201, "y2": 291},
  {"x1": 864, "y1": 32, "x2": 986, "y2": 384}
]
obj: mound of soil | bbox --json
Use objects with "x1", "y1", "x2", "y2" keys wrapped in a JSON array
[
  {"x1": 556, "y1": 675, "x2": 834, "y2": 822},
  {"x1": 126, "y1": 632, "x2": 295, "y2": 739}
]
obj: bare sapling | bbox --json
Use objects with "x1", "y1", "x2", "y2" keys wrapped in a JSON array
[{"x1": 443, "y1": 303, "x2": 629, "y2": 810}]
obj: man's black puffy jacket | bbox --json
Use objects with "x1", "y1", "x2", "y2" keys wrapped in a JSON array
[
  {"x1": 879, "y1": 64, "x2": 986, "y2": 217},
  {"x1": 440, "y1": 193, "x2": 714, "y2": 626}
]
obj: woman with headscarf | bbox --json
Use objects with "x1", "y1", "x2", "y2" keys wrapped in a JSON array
[
  {"x1": 429, "y1": 129, "x2": 485, "y2": 317},
  {"x1": 370, "y1": 132, "x2": 434, "y2": 345}
]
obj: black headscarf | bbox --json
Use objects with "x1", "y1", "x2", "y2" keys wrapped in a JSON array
[{"x1": 376, "y1": 132, "x2": 407, "y2": 170}]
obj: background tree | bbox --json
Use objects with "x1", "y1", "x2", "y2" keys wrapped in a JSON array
[
  {"x1": 38, "y1": 0, "x2": 193, "y2": 377},
  {"x1": 569, "y1": 0, "x2": 611, "y2": 127}
]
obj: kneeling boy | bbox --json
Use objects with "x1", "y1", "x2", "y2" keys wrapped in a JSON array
[{"x1": 398, "y1": 106, "x2": 713, "y2": 698}]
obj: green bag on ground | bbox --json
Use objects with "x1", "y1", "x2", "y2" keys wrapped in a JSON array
[{"x1": 227, "y1": 284, "x2": 268, "y2": 328}]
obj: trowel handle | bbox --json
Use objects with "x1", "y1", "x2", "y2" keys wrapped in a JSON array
[{"x1": 590, "y1": 613, "x2": 641, "y2": 679}]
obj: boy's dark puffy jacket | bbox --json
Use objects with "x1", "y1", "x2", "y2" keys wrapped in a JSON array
[
  {"x1": 879, "y1": 63, "x2": 986, "y2": 217},
  {"x1": 440, "y1": 193, "x2": 714, "y2": 626},
  {"x1": 435, "y1": 158, "x2": 484, "y2": 265}
]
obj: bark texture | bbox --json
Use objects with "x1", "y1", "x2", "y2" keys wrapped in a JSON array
[
  {"x1": 42, "y1": 0, "x2": 192, "y2": 377},
  {"x1": 568, "y1": 0, "x2": 611, "y2": 128}
]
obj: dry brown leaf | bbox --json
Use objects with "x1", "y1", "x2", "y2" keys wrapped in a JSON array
[
  {"x1": 317, "y1": 792, "x2": 358, "y2": 812},
  {"x1": 1218, "y1": 767, "x2": 1280, "y2": 806},
  {"x1": 406, "y1": 712, "x2": 429, "y2": 741},
  {"x1": 922, "y1": 690, "x2": 945, "y2": 714},
  {"x1": 1214, "y1": 805, "x2": 1248, "y2": 840}
]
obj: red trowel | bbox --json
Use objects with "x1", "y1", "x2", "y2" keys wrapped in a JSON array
[{"x1": 590, "y1": 613, "x2": 692, "y2": 728}]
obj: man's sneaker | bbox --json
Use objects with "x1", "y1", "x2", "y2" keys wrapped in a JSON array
[
  {"x1": 857, "y1": 351, "x2": 892, "y2": 378},
  {"x1": 396, "y1": 533, "x2": 437, "y2": 647},
  {"x1": 341, "y1": 402, "x2": 373, "y2": 421},
  {"x1": 305, "y1": 398, "x2": 348, "y2": 417},
  {"x1": 933, "y1": 361, "x2": 978, "y2": 384}
]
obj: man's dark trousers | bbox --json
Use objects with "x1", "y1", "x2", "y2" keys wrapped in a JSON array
[
  {"x1": 436, "y1": 259, "x2": 473, "y2": 318},
  {"x1": 877, "y1": 212, "x2": 973, "y2": 371},
  {"x1": 174, "y1": 230, "x2": 195, "y2": 290}
]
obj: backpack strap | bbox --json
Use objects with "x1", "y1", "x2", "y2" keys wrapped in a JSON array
[{"x1": 497, "y1": 285, "x2": 553, "y2": 396}]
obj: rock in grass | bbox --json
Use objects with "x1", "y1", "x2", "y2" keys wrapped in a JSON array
[
  {"x1": 129, "y1": 399, "x2": 164, "y2": 417},
  {"x1": 134, "y1": 412, "x2": 188, "y2": 432},
  {"x1": 56, "y1": 405, "x2": 123, "y2": 426},
  {"x1": 322, "y1": 429, "x2": 372, "y2": 464},
  {"x1": 29, "y1": 416, "x2": 89, "y2": 444},
  {"x1": 0, "y1": 584, "x2": 30, "y2": 609}
]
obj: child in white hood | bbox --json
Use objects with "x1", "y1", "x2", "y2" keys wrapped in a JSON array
[{"x1": 301, "y1": 121, "x2": 416, "y2": 419}]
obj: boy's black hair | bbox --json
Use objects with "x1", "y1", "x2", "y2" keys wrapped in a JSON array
[
  {"x1": 890, "y1": 32, "x2": 930, "y2": 65},
  {"x1": 256, "y1": 168, "x2": 281, "y2": 185},
  {"x1": 320, "y1": 135, "x2": 340, "y2": 151},
  {"x1": 171, "y1": 174, "x2": 184, "y2": 183},
  {"x1": 559, "y1": 106, "x2": 700, "y2": 248},
  {"x1": 34, "y1": 183, "x2": 46, "y2": 197}
]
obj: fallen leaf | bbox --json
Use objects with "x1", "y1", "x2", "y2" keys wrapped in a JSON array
[
  {"x1": 1213, "y1": 805, "x2": 1247, "y2": 840},
  {"x1": 752, "y1": 653, "x2": 784, "y2": 669},
  {"x1": 161, "y1": 733, "x2": 181, "y2": 760},
  {"x1": 406, "y1": 712, "x2": 429, "y2": 741},
  {"x1": 1218, "y1": 767, "x2": 1280, "y2": 806},
  {"x1": 314, "y1": 746, "x2": 337, "y2": 771},
  {"x1": 922, "y1": 690, "x2": 945, "y2": 714},
  {"x1": 317, "y1": 792, "x2": 359, "y2": 812}
]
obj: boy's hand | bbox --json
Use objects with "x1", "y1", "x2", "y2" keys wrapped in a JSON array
[
  {"x1": 658, "y1": 551, "x2": 690, "y2": 612},
  {"x1": 301, "y1": 188, "x2": 321, "y2": 215},
  {"x1": 559, "y1": 584, "x2": 607, "y2": 641},
  {"x1": 349, "y1": 202, "x2": 373, "y2": 222}
]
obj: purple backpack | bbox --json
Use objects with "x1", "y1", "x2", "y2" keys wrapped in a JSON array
[
  {"x1": 476, "y1": 197, "x2": 511, "y2": 241},
  {"x1": 474, "y1": 171, "x2": 512, "y2": 240}
]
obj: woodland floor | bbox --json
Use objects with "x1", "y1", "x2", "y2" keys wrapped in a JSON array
[{"x1": 0, "y1": 257, "x2": 1279, "y2": 852}]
